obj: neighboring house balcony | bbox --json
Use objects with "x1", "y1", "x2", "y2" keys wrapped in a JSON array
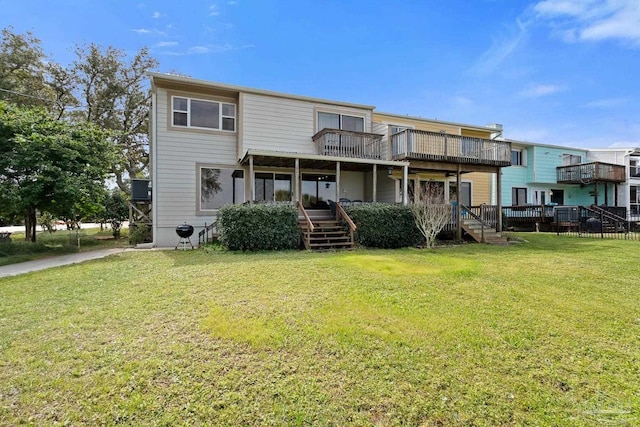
[
  {"x1": 390, "y1": 129, "x2": 511, "y2": 167},
  {"x1": 556, "y1": 162, "x2": 626, "y2": 184},
  {"x1": 312, "y1": 128, "x2": 384, "y2": 160}
]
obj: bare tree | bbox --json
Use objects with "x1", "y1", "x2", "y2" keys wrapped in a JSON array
[{"x1": 410, "y1": 183, "x2": 451, "y2": 248}]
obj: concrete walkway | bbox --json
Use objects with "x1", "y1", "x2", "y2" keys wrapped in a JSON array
[{"x1": 0, "y1": 248, "x2": 126, "y2": 278}]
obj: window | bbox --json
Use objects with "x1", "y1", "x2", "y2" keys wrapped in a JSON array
[
  {"x1": 511, "y1": 149, "x2": 523, "y2": 166},
  {"x1": 317, "y1": 112, "x2": 364, "y2": 132},
  {"x1": 631, "y1": 186, "x2": 640, "y2": 216},
  {"x1": 562, "y1": 153, "x2": 582, "y2": 166},
  {"x1": 631, "y1": 159, "x2": 640, "y2": 178},
  {"x1": 512, "y1": 187, "x2": 527, "y2": 205},
  {"x1": 550, "y1": 189, "x2": 564, "y2": 205},
  {"x1": 199, "y1": 167, "x2": 244, "y2": 211},
  {"x1": 172, "y1": 96, "x2": 236, "y2": 131},
  {"x1": 301, "y1": 174, "x2": 336, "y2": 208},
  {"x1": 390, "y1": 125, "x2": 408, "y2": 135},
  {"x1": 449, "y1": 182, "x2": 471, "y2": 206},
  {"x1": 254, "y1": 172, "x2": 292, "y2": 202}
]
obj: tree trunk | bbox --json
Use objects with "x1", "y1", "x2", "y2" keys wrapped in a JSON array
[{"x1": 24, "y1": 207, "x2": 37, "y2": 242}]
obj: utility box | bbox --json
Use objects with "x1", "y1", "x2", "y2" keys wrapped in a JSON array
[{"x1": 131, "y1": 179, "x2": 151, "y2": 201}]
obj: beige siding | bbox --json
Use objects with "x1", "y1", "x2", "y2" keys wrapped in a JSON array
[
  {"x1": 371, "y1": 122, "x2": 390, "y2": 161},
  {"x1": 154, "y1": 87, "x2": 238, "y2": 241},
  {"x1": 242, "y1": 93, "x2": 373, "y2": 155},
  {"x1": 465, "y1": 172, "x2": 491, "y2": 204}
]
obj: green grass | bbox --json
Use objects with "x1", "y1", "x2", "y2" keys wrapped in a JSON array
[
  {"x1": 1, "y1": 233, "x2": 639, "y2": 426},
  {"x1": 0, "y1": 227, "x2": 130, "y2": 266}
]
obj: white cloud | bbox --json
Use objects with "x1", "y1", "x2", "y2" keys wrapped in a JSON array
[
  {"x1": 160, "y1": 43, "x2": 237, "y2": 56},
  {"x1": 518, "y1": 83, "x2": 565, "y2": 98},
  {"x1": 156, "y1": 41, "x2": 179, "y2": 47},
  {"x1": 152, "y1": 11, "x2": 161, "y2": 19},
  {"x1": 533, "y1": 0, "x2": 640, "y2": 45},
  {"x1": 209, "y1": 5, "x2": 219, "y2": 16},
  {"x1": 582, "y1": 97, "x2": 627, "y2": 108},
  {"x1": 473, "y1": 18, "x2": 531, "y2": 74},
  {"x1": 189, "y1": 46, "x2": 212, "y2": 54},
  {"x1": 131, "y1": 28, "x2": 167, "y2": 37},
  {"x1": 452, "y1": 96, "x2": 473, "y2": 107}
]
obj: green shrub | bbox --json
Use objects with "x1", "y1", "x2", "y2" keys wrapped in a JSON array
[
  {"x1": 344, "y1": 203, "x2": 423, "y2": 248},
  {"x1": 218, "y1": 204, "x2": 298, "y2": 251},
  {"x1": 129, "y1": 224, "x2": 152, "y2": 245}
]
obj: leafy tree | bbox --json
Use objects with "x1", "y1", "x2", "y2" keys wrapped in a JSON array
[
  {"x1": 0, "y1": 102, "x2": 115, "y2": 241},
  {"x1": 0, "y1": 28, "x2": 50, "y2": 108},
  {"x1": 0, "y1": 28, "x2": 159, "y2": 196},
  {"x1": 101, "y1": 190, "x2": 129, "y2": 238},
  {"x1": 72, "y1": 44, "x2": 158, "y2": 193}
]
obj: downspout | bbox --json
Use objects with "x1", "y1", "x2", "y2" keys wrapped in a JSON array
[{"x1": 150, "y1": 78, "x2": 158, "y2": 247}]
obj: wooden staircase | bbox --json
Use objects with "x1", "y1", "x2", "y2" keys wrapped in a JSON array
[
  {"x1": 299, "y1": 219, "x2": 354, "y2": 250},
  {"x1": 461, "y1": 216, "x2": 511, "y2": 245},
  {"x1": 297, "y1": 205, "x2": 354, "y2": 250}
]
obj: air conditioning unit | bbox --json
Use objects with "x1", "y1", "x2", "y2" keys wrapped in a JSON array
[{"x1": 131, "y1": 179, "x2": 151, "y2": 201}]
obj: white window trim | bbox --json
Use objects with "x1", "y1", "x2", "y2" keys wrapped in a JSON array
[
  {"x1": 196, "y1": 164, "x2": 244, "y2": 214},
  {"x1": 511, "y1": 148, "x2": 523, "y2": 166},
  {"x1": 172, "y1": 95, "x2": 236, "y2": 132}
]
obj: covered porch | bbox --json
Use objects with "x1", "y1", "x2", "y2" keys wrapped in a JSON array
[{"x1": 239, "y1": 149, "x2": 411, "y2": 207}]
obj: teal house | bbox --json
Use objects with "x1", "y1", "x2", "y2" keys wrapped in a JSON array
[{"x1": 501, "y1": 140, "x2": 626, "y2": 208}]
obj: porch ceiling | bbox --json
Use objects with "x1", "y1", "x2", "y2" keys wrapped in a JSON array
[{"x1": 240, "y1": 149, "x2": 409, "y2": 172}]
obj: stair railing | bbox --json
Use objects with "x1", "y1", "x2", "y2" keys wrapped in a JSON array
[
  {"x1": 335, "y1": 202, "x2": 357, "y2": 245},
  {"x1": 582, "y1": 205, "x2": 629, "y2": 238},
  {"x1": 297, "y1": 201, "x2": 314, "y2": 249},
  {"x1": 461, "y1": 204, "x2": 493, "y2": 243}
]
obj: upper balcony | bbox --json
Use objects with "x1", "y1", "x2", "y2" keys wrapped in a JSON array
[
  {"x1": 556, "y1": 162, "x2": 626, "y2": 184},
  {"x1": 312, "y1": 128, "x2": 383, "y2": 160},
  {"x1": 390, "y1": 129, "x2": 511, "y2": 167}
]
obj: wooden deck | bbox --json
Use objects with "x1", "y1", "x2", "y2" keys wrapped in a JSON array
[{"x1": 391, "y1": 129, "x2": 511, "y2": 167}]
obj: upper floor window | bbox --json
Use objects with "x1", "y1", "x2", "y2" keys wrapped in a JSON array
[
  {"x1": 562, "y1": 153, "x2": 581, "y2": 166},
  {"x1": 390, "y1": 125, "x2": 409, "y2": 135},
  {"x1": 172, "y1": 96, "x2": 236, "y2": 131},
  {"x1": 511, "y1": 149, "x2": 523, "y2": 166},
  {"x1": 317, "y1": 112, "x2": 364, "y2": 132},
  {"x1": 630, "y1": 159, "x2": 640, "y2": 178}
]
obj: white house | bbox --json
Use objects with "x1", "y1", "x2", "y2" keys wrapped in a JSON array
[{"x1": 587, "y1": 148, "x2": 640, "y2": 220}]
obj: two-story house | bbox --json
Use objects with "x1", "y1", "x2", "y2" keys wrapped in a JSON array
[
  {"x1": 587, "y1": 148, "x2": 640, "y2": 220},
  {"x1": 149, "y1": 73, "x2": 511, "y2": 247},
  {"x1": 501, "y1": 140, "x2": 629, "y2": 230}
]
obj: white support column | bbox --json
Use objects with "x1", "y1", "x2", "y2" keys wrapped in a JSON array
[
  {"x1": 336, "y1": 161, "x2": 341, "y2": 201},
  {"x1": 249, "y1": 155, "x2": 255, "y2": 206},
  {"x1": 294, "y1": 158, "x2": 300, "y2": 203},
  {"x1": 372, "y1": 164, "x2": 377, "y2": 203},
  {"x1": 456, "y1": 164, "x2": 462, "y2": 240},
  {"x1": 496, "y1": 167, "x2": 502, "y2": 232},
  {"x1": 402, "y1": 165, "x2": 408, "y2": 206}
]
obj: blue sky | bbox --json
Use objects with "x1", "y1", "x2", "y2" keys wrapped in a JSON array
[{"x1": 3, "y1": 0, "x2": 639, "y2": 148}]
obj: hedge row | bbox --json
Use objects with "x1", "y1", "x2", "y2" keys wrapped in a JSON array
[
  {"x1": 217, "y1": 204, "x2": 299, "y2": 251},
  {"x1": 344, "y1": 203, "x2": 423, "y2": 248}
]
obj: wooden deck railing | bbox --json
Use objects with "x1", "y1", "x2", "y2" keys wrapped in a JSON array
[
  {"x1": 297, "y1": 201, "x2": 314, "y2": 250},
  {"x1": 312, "y1": 128, "x2": 383, "y2": 160},
  {"x1": 391, "y1": 129, "x2": 511, "y2": 166},
  {"x1": 556, "y1": 162, "x2": 626, "y2": 184},
  {"x1": 335, "y1": 202, "x2": 356, "y2": 244}
]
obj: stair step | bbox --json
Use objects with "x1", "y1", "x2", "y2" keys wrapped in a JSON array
[{"x1": 309, "y1": 241, "x2": 353, "y2": 248}]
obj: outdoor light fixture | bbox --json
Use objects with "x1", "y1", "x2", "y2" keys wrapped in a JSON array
[{"x1": 387, "y1": 167, "x2": 393, "y2": 176}]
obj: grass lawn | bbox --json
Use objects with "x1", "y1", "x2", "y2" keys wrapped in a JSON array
[
  {"x1": 0, "y1": 227, "x2": 130, "y2": 266},
  {"x1": 0, "y1": 233, "x2": 639, "y2": 426}
]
